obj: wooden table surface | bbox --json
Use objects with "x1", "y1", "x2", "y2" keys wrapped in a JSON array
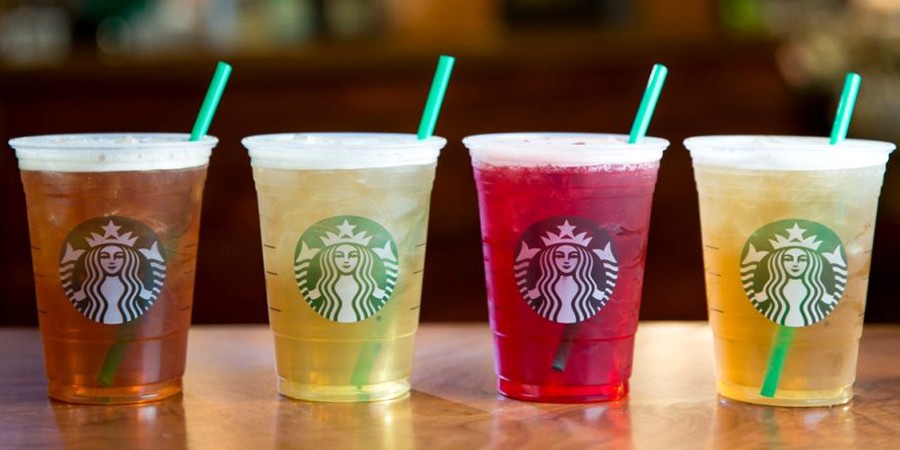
[{"x1": 1, "y1": 322, "x2": 899, "y2": 449}]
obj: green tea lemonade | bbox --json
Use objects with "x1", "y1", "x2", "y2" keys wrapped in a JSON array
[
  {"x1": 10, "y1": 133, "x2": 215, "y2": 404},
  {"x1": 685, "y1": 135, "x2": 894, "y2": 406},
  {"x1": 244, "y1": 133, "x2": 445, "y2": 402}
]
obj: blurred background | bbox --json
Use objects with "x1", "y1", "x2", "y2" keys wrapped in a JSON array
[{"x1": 1, "y1": 0, "x2": 899, "y2": 325}]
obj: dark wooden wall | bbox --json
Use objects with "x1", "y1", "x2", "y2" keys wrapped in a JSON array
[{"x1": 2, "y1": 35, "x2": 898, "y2": 325}]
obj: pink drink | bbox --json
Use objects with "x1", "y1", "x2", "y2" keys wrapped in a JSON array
[{"x1": 465, "y1": 133, "x2": 667, "y2": 402}]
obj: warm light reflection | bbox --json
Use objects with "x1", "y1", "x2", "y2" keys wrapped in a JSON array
[
  {"x1": 275, "y1": 394, "x2": 413, "y2": 450},
  {"x1": 713, "y1": 397, "x2": 855, "y2": 449},
  {"x1": 490, "y1": 399, "x2": 632, "y2": 449},
  {"x1": 50, "y1": 398, "x2": 187, "y2": 450}
]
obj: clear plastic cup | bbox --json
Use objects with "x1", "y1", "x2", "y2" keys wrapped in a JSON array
[
  {"x1": 10, "y1": 133, "x2": 216, "y2": 404},
  {"x1": 243, "y1": 132, "x2": 445, "y2": 402},
  {"x1": 685, "y1": 135, "x2": 895, "y2": 406},
  {"x1": 464, "y1": 132, "x2": 668, "y2": 402}
]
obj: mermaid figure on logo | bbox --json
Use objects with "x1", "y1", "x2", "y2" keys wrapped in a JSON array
[{"x1": 308, "y1": 242, "x2": 387, "y2": 323}]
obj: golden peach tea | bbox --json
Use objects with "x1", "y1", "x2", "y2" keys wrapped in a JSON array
[
  {"x1": 10, "y1": 134, "x2": 215, "y2": 404},
  {"x1": 244, "y1": 133, "x2": 444, "y2": 402},
  {"x1": 686, "y1": 135, "x2": 894, "y2": 407}
]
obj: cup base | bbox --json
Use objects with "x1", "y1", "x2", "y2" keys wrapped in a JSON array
[
  {"x1": 278, "y1": 378, "x2": 410, "y2": 403},
  {"x1": 716, "y1": 379, "x2": 852, "y2": 407},
  {"x1": 498, "y1": 379, "x2": 628, "y2": 403},
  {"x1": 48, "y1": 378, "x2": 182, "y2": 405}
]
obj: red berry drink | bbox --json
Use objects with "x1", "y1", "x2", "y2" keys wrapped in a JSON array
[{"x1": 465, "y1": 133, "x2": 668, "y2": 402}]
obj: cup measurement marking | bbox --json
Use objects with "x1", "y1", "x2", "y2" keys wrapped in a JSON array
[{"x1": 262, "y1": 242, "x2": 282, "y2": 314}]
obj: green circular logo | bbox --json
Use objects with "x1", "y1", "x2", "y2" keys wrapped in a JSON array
[
  {"x1": 294, "y1": 216, "x2": 399, "y2": 323},
  {"x1": 59, "y1": 216, "x2": 166, "y2": 325},
  {"x1": 741, "y1": 219, "x2": 847, "y2": 327}
]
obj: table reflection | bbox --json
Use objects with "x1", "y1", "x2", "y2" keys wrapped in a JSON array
[
  {"x1": 490, "y1": 399, "x2": 633, "y2": 449},
  {"x1": 51, "y1": 396, "x2": 188, "y2": 449},
  {"x1": 275, "y1": 394, "x2": 413, "y2": 450},
  {"x1": 713, "y1": 397, "x2": 855, "y2": 448}
]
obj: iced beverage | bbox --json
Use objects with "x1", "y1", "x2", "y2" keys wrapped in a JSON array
[
  {"x1": 686, "y1": 135, "x2": 895, "y2": 406},
  {"x1": 244, "y1": 133, "x2": 444, "y2": 402},
  {"x1": 10, "y1": 133, "x2": 216, "y2": 404},
  {"x1": 464, "y1": 133, "x2": 668, "y2": 402}
]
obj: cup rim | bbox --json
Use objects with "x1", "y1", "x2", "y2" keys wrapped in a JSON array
[
  {"x1": 8, "y1": 133, "x2": 218, "y2": 149},
  {"x1": 242, "y1": 132, "x2": 446, "y2": 169},
  {"x1": 463, "y1": 132, "x2": 669, "y2": 152},
  {"x1": 683, "y1": 135, "x2": 895, "y2": 153},
  {"x1": 241, "y1": 132, "x2": 446, "y2": 151}
]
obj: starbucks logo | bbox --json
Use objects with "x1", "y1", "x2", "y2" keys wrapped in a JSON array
[
  {"x1": 514, "y1": 217, "x2": 618, "y2": 324},
  {"x1": 59, "y1": 217, "x2": 166, "y2": 325},
  {"x1": 741, "y1": 220, "x2": 847, "y2": 327},
  {"x1": 294, "y1": 216, "x2": 399, "y2": 323}
]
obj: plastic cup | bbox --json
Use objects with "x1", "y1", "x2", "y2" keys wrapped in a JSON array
[
  {"x1": 464, "y1": 132, "x2": 668, "y2": 403},
  {"x1": 9, "y1": 133, "x2": 216, "y2": 404},
  {"x1": 685, "y1": 135, "x2": 895, "y2": 407},
  {"x1": 243, "y1": 132, "x2": 445, "y2": 402}
]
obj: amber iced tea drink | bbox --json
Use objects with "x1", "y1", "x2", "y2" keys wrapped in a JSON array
[
  {"x1": 244, "y1": 133, "x2": 445, "y2": 402},
  {"x1": 10, "y1": 133, "x2": 216, "y2": 404}
]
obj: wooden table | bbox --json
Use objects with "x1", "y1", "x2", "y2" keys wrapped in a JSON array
[{"x1": 2, "y1": 323, "x2": 898, "y2": 448}]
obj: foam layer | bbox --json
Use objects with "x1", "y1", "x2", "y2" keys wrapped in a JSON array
[
  {"x1": 10, "y1": 133, "x2": 216, "y2": 172},
  {"x1": 685, "y1": 135, "x2": 895, "y2": 171},
  {"x1": 463, "y1": 133, "x2": 669, "y2": 167},
  {"x1": 243, "y1": 133, "x2": 445, "y2": 169}
]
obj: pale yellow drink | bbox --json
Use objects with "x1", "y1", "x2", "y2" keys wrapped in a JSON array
[
  {"x1": 244, "y1": 133, "x2": 444, "y2": 402},
  {"x1": 686, "y1": 135, "x2": 894, "y2": 407}
]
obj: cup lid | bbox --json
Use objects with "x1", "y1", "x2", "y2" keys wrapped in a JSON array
[
  {"x1": 463, "y1": 133, "x2": 669, "y2": 167},
  {"x1": 9, "y1": 133, "x2": 217, "y2": 172},
  {"x1": 242, "y1": 133, "x2": 445, "y2": 169},
  {"x1": 684, "y1": 135, "x2": 895, "y2": 170}
]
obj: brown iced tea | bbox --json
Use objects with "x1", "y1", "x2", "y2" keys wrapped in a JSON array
[{"x1": 12, "y1": 133, "x2": 214, "y2": 404}]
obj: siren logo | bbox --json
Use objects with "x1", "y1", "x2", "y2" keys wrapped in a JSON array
[
  {"x1": 294, "y1": 216, "x2": 399, "y2": 323},
  {"x1": 59, "y1": 217, "x2": 166, "y2": 324},
  {"x1": 741, "y1": 220, "x2": 847, "y2": 327},
  {"x1": 514, "y1": 217, "x2": 619, "y2": 324}
]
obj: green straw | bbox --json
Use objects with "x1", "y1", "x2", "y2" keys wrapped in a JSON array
[
  {"x1": 191, "y1": 61, "x2": 233, "y2": 141},
  {"x1": 351, "y1": 56, "x2": 455, "y2": 392},
  {"x1": 760, "y1": 72, "x2": 861, "y2": 398},
  {"x1": 417, "y1": 55, "x2": 456, "y2": 140},
  {"x1": 97, "y1": 61, "x2": 232, "y2": 388},
  {"x1": 552, "y1": 63, "x2": 669, "y2": 373},
  {"x1": 628, "y1": 63, "x2": 669, "y2": 144},
  {"x1": 829, "y1": 73, "x2": 861, "y2": 145}
]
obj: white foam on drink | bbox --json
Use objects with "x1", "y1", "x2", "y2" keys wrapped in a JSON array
[
  {"x1": 685, "y1": 135, "x2": 895, "y2": 170},
  {"x1": 243, "y1": 133, "x2": 445, "y2": 169},
  {"x1": 9, "y1": 133, "x2": 216, "y2": 172},
  {"x1": 463, "y1": 133, "x2": 669, "y2": 168}
]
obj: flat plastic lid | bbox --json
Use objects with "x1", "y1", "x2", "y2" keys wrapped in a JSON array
[
  {"x1": 242, "y1": 133, "x2": 446, "y2": 169},
  {"x1": 684, "y1": 135, "x2": 895, "y2": 170},
  {"x1": 9, "y1": 133, "x2": 216, "y2": 172},
  {"x1": 463, "y1": 133, "x2": 669, "y2": 167}
]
